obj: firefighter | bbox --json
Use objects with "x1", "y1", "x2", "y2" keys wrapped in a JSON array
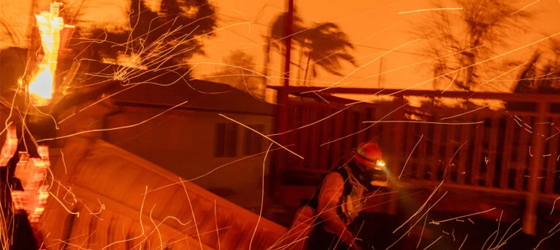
[{"x1": 288, "y1": 142, "x2": 387, "y2": 250}]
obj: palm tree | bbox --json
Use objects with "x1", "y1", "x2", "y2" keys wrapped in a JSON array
[
  {"x1": 262, "y1": 12, "x2": 305, "y2": 87},
  {"x1": 299, "y1": 22, "x2": 357, "y2": 86},
  {"x1": 264, "y1": 12, "x2": 356, "y2": 86},
  {"x1": 267, "y1": 12, "x2": 305, "y2": 56}
]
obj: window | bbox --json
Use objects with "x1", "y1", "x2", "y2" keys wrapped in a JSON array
[
  {"x1": 244, "y1": 124, "x2": 264, "y2": 155},
  {"x1": 215, "y1": 123, "x2": 238, "y2": 157}
]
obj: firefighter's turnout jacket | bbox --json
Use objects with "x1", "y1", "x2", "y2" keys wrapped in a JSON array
[{"x1": 287, "y1": 163, "x2": 368, "y2": 249}]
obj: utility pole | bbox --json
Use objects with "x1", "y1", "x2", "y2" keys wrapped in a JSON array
[
  {"x1": 282, "y1": 0, "x2": 294, "y2": 93},
  {"x1": 272, "y1": 0, "x2": 294, "y2": 200},
  {"x1": 262, "y1": 37, "x2": 270, "y2": 99}
]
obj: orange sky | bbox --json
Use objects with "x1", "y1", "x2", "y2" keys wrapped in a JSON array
[
  {"x1": 2, "y1": 0, "x2": 559, "y2": 101},
  {"x1": 195, "y1": 0, "x2": 560, "y2": 93}
]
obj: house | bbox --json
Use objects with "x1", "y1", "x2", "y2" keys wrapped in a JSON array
[
  {"x1": 1, "y1": 56, "x2": 292, "y2": 248},
  {"x1": 52, "y1": 62, "x2": 276, "y2": 211}
]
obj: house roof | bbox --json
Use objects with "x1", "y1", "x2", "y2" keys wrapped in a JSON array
[{"x1": 74, "y1": 62, "x2": 276, "y2": 116}]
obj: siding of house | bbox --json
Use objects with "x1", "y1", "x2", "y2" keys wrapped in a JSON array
[{"x1": 103, "y1": 106, "x2": 275, "y2": 210}]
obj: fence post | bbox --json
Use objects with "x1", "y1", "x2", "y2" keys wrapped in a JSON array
[
  {"x1": 522, "y1": 101, "x2": 548, "y2": 235},
  {"x1": 272, "y1": 88, "x2": 289, "y2": 200},
  {"x1": 389, "y1": 96, "x2": 406, "y2": 215}
]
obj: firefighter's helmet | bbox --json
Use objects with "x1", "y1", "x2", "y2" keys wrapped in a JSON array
[{"x1": 354, "y1": 142, "x2": 385, "y2": 171}]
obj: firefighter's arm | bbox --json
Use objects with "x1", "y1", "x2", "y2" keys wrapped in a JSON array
[{"x1": 316, "y1": 172, "x2": 357, "y2": 246}]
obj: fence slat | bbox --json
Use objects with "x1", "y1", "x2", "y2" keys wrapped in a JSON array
[
  {"x1": 430, "y1": 118, "x2": 442, "y2": 181},
  {"x1": 373, "y1": 108, "x2": 383, "y2": 144},
  {"x1": 416, "y1": 123, "x2": 429, "y2": 180},
  {"x1": 391, "y1": 98, "x2": 406, "y2": 169},
  {"x1": 402, "y1": 122, "x2": 416, "y2": 179},
  {"x1": 366, "y1": 107, "x2": 375, "y2": 141},
  {"x1": 545, "y1": 118, "x2": 560, "y2": 194},
  {"x1": 470, "y1": 116, "x2": 484, "y2": 186},
  {"x1": 297, "y1": 106, "x2": 308, "y2": 169},
  {"x1": 444, "y1": 124, "x2": 456, "y2": 182},
  {"x1": 523, "y1": 102, "x2": 549, "y2": 235},
  {"x1": 319, "y1": 107, "x2": 333, "y2": 170},
  {"x1": 457, "y1": 120, "x2": 472, "y2": 185},
  {"x1": 330, "y1": 108, "x2": 345, "y2": 168},
  {"x1": 308, "y1": 106, "x2": 321, "y2": 169},
  {"x1": 515, "y1": 116, "x2": 530, "y2": 191},
  {"x1": 282, "y1": 105, "x2": 297, "y2": 172},
  {"x1": 500, "y1": 117, "x2": 514, "y2": 189},
  {"x1": 288, "y1": 105, "x2": 299, "y2": 155},
  {"x1": 485, "y1": 117, "x2": 500, "y2": 187},
  {"x1": 344, "y1": 110, "x2": 356, "y2": 159},
  {"x1": 357, "y1": 105, "x2": 368, "y2": 145}
]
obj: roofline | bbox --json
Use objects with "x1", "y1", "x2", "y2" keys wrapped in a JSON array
[
  {"x1": 112, "y1": 100, "x2": 276, "y2": 117},
  {"x1": 267, "y1": 86, "x2": 560, "y2": 103}
]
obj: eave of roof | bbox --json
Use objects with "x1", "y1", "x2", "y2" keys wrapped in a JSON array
[{"x1": 66, "y1": 62, "x2": 276, "y2": 116}]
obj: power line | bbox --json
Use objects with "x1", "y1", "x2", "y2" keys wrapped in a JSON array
[
  {"x1": 217, "y1": 12, "x2": 429, "y2": 58},
  {"x1": 353, "y1": 43, "x2": 429, "y2": 57}
]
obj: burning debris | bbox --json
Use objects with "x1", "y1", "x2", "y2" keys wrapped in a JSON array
[{"x1": 27, "y1": 2, "x2": 73, "y2": 107}]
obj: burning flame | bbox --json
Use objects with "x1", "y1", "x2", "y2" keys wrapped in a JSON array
[
  {"x1": 2, "y1": 126, "x2": 51, "y2": 224},
  {"x1": 28, "y1": 2, "x2": 66, "y2": 106}
]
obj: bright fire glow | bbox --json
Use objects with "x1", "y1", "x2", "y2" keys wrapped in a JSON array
[
  {"x1": 28, "y1": 2, "x2": 66, "y2": 106},
  {"x1": 5, "y1": 126, "x2": 52, "y2": 224}
]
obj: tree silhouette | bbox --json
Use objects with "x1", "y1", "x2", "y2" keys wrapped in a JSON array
[
  {"x1": 206, "y1": 50, "x2": 265, "y2": 98},
  {"x1": 505, "y1": 39, "x2": 560, "y2": 111},
  {"x1": 267, "y1": 12, "x2": 305, "y2": 58},
  {"x1": 414, "y1": 0, "x2": 531, "y2": 91},
  {"x1": 512, "y1": 42, "x2": 560, "y2": 94},
  {"x1": 265, "y1": 12, "x2": 356, "y2": 86},
  {"x1": 299, "y1": 22, "x2": 357, "y2": 86},
  {"x1": 78, "y1": 0, "x2": 217, "y2": 72},
  {"x1": 262, "y1": 12, "x2": 304, "y2": 87}
]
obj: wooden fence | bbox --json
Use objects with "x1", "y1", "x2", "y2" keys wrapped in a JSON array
[{"x1": 271, "y1": 86, "x2": 560, "y2": 234}]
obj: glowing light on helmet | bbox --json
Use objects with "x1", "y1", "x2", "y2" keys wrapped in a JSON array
[{"x1": 354, "y1": 142, "x2": 385, "y2": 170}]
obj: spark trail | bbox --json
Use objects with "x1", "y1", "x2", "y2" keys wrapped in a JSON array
[{"x1": 398, "y1": 8, "x2": 463, "y2": 15}]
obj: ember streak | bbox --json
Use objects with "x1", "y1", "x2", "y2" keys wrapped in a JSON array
[{"x1": 2, "y1": 0, "x2": 560, "y2": 249}]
